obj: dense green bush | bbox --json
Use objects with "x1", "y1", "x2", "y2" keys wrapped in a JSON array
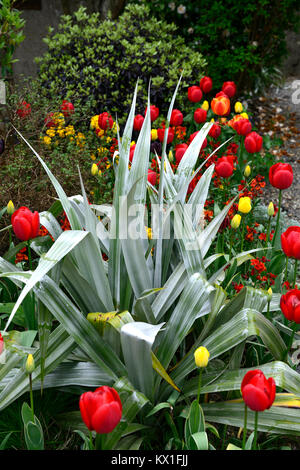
[
  {"x1": 136, "y1": 0, "x2": 300, "y2": 92},
  {"x1": 35, "y1": 3, "x2": 206, "y2": 122}
]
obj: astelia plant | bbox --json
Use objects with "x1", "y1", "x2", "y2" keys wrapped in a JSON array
[{"x1": 0, "y1": 80, "x2": 300, "y2": 450}]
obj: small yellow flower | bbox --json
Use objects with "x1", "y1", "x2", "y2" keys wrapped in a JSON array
[
  {"x1": 238, "y1": 196, "x2": 252, "y2": 214},
  {"x1": 267, "y1": 202, "x2": 274, "y2": 217},
  {"x1": 91, "y1": 163, "x2": 98, "y2": 176},
  {"x1": 43, "y1": 136, "x2": 51, "y2": 146},
  {"x1": 106, "y1": 136, "x2": 112, "y2": 144},
  {"x1": 231, "y1": 214, "x2": 241, "y2": 229},
  {"x1": 7, "y1": 200, "x2": 15, "y2": 215},
  {"x1": 90, "y1": 115, "x2": 100, "y2": 130},
  {"x1": 46, "y1": 129, "x2": 55, "y2": 137},
  {"x1": 91, "y1": 154, "x2": 96, "y2": 160},
  {"x1": 240, "y1": 112, "x2": 249, "y2": 119},
  {"x1": 210, "y1": 118, "x2": 215, "y2": 123},
  {"x1": 244, "y1": 165, "x2": 251, "y2": 177},
  {"x1": 106, "y1": 163, "x2": 111, "y2": 170},
  {"x1": 194, "y1": 346, "x2": 210, "y2": 368},
  {"x1": 25, "y1": 354, "x2": 35, "y2": 374},
  {"x1": 98, "y1": 170, "x2": 102, "y2": 176},
  {"x1": 234, "y1": 101, "x2": 243, "y2": 113},
  {"x1": 219, "y1": 184, "x2": 224, "y2": 190},
  {"x1": 151, "y1": 129, "x2": 158, "y2": 140},
  {"x1": 201, "y1": 100, "x2": 209, "y2": 111}
]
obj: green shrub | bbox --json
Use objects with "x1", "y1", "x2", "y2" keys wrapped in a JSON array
[
  {"x1": 136, "y1": 0, "x2": 300, "y2": 92},
  {"x1": 35, "y1": 3, "x2": 206, "y2": 122},
  {"x1": 0, "y1": 0, "x2": 25, "y2": 79}
]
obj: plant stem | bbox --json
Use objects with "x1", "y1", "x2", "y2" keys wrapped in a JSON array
[
  {"x1": 8, "y1": 227, "x2": 12, "y2": 246},
  {"x1": 293, "y1": 259, "x2": 298, "y2": 288},
  {"x1": 273, "y1": 190, "x2": 282, "y2": 247},
  {"x1": 27, "y1": 240, "x2": 32, "y2": 271},
  {"x1": 89, "y1": 430, "x2": 94, "y2": 450},
  {"x1": 265, "y1": 216, "x2": 271, "y2": 255},
  {"x1": 197, "y1": 368, "x2": 203, "y2": 404},
  {"x1": 285, "y1": 322, "x2": 297, "y2": 362},
  {"x1": 253, "y1": 411, "x2": 259, "y2": 450},
  {"x1": 285, "y1": 256, "x2": 289, "y2": 283},
  {"x1": 229, "y1": 230, "x2": 233, "y2": 259},
  {"x1": 242, "y1": 403, "x2": 247, "y2": 450},
  {"x1": 241, "y1": 216, "x2": 245, "y2": 252},
  {"x1": 29, "y1": 373, "x2": 34, "y2": 420},
  {"x1": 95, "y1": 433, "x2": 104, "y2": 450}
]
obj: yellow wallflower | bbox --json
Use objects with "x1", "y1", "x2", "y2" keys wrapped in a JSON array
[
  {"x1": 91, "y1": 154, "x2": 96, "y2": 160},
  {"x1": 238, "y1": 196, "x2": 252, "y2": 214},
  {"x1": 90, "y1": 115, "x2": 100, "y2": 130},
  {"x1": 43, "y1": 136, "x2": 51, "y2": 146},
  {"x1": 194, "y1": 346, "x2": 210, "y2": 368},
  {"x1": 46, "y1": 129, "x2": 56, "y2": 137}
]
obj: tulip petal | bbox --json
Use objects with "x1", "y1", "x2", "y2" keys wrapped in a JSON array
[
  {"x1": 242, "y1": 384, "x2": 269, "y2": 411},
  {"x1": 91, "y1": 402, "x2": 122, "y2": 434}
]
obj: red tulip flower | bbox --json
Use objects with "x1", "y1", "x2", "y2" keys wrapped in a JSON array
[
  {"x1": 244, "y1": 131, "x2": 263, "y2": 153},
  {"x1": 269, "y1": 163, "x2": 293, "y2": 190},
  {"x1": 211, "y1": 96, "x2": 230, "y2": 116},
  {"x1": 17, "y1": 101, "x2": 31, "y2": 118},
  {"x1": 280, "y1": 289, "x2": 300, "y2": 323},
  {"x1": 232, "y1": 118, "x2": 252, "y2": 136},
  {"x1": 241, "y1": 370, "x2": 276, "y2": 412},
  {"x1": 222, "y1": 81, "x2": 236, "y2": 98},
  {"x1": 188, "y1": 86, "x2": 203, "y2": 103},
  {"x1": 199, "y1": 76, "x2": 213, "y2": 94},
  {"x1": 175, "y1": 143, "x2": 188, "y2": 163},
  {"x1": 208, "y1": 123, "x2": 221, "y2": 139},
  {"x1": 98, "y1": 112, "x2": 114, "y2": 130},
  {"x1": 170, "y1": 109, "x2": 183, "y2": 127},
  {"x1": 133, "y1": 114, "x2": 144, "y2": 131},
  {"x1": 148, "y1": 169, "x2": 157, "y2": 185},
  {"x1": 281, "y1": 226, "x2": 300, "y2": 260},
  {"x1": 145, "y1": 105, "x2": 159, "y2": 122},
  {"x1": 44, "y1": 112, "x2": 56, "y2": 128},
  {"x1": 11, "y1": 207, "x2": 40, "y2": 241},
  {"x1": 80, "y1": 386, "x2": 122, "y2": 434},
  {"x1": 215, "y1": 91, "x2": 229, "y2": 98},
  {"x1": 215, "y1": 156, "x2": 234, "y2": 178},
  {"x1": 194, "y1": 108, "x2": 207, "y2": 124},
  {"x1": 61, "y1": 100, "x2": 74, "y2": 118},
  {"x1": 157, "y1": 127, "x2": 174, "y2": 144}
]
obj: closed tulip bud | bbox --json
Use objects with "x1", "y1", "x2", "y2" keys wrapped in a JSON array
[
  {"x1": 244, "y1": 165, "x2": 251, "y2": 177},
  {"x1": 26, "y1": 354, "x2": 35, "y2": 374},
  {"x1": 80, "y1": 386, "x2": 122, "y2": 434},
  {"x1": 231, "y1": 214, "x2": 241, "y2": 229},
  {"x1": 194, "y1": 346, "x2": 210, "y2": 368},
  {"x1": 267, "y1": 287, "x2": 273, "y2": 301},
  {"x1": 238, "y1": 196, "x2": 252, "y2": 214},
  {"x1": 241, "y1": 112, "x2": 249, "y2": 119},
  {"x1": 241, "y1": 370, "x2": 276, "y2": 412},
  {"x1": 234, "y1": 101, "x2": 243, "y2": 113},
  {"x1": 201, "y1": 100, "x2": 209, "y2": 111},
  {"x1": 267, "y1": 202, "x2": 274, "y2": 217},
  {"x1": 168, "y1": 150, "x2": 174, "y2": 162},
  {"x1": 151, "y1": 129, "x2": 158, "y2": 141},
  {"x1": 7, "y1": 200, "x2": 15, "y2": 215},
  {"x1": 91, "y1": 163, "x2": 98, "y2": 176}
]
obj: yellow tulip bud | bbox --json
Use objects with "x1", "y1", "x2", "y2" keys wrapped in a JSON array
[
  {"x1": 7, "y1": 200, "x2": 15, "y2": 215},
  {"x1": 25, "y1": 354, "x2": 35, "y2": 374},
  {"x1": 240, "y1": 112, "x2": 249, "y2": 119},
  {"x1": 168, "y1": 150, "x2": 174, "y2": 163},
  {"x1": 267, "y1": 202, "x2": 274, "y2": 217},
  {"x1": 234, "y1": 101, "x2": 243, "y2": 113},
  {"x1": 244, "y1": 165, "x2": 251, "y2": 177},
  {"x1": 267, "y1": 287, "x2": 273, "y2": 301},
  {"x1": 231, "y1": 214, "x2": 241, "y2": 229},
  {"x1": 201, "y1": 100, "x2": 209, "y2": 111},
  {"x1": 194, "y1": 346, "x2": 210, "y2": 368},
  {"x1": 91, "y1": 163, "x2": 98, "y2": 176},
  {"x1": 151, "y1": 129, "x2": 158, "y2": 141},
  {"x1": 238, "y1": 196, "x2": 252, "y2": 214}
]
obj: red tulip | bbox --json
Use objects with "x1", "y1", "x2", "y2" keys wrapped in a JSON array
[
  {"x1": 188, "y1": 86, "x2": 203, "y2": 103},
  {"x1": 11, "y1": 206, "x2": 40, "y2": 241},
  {"x1": 98, "y1": 112, "x2": 114, "y2": 130},
  {"x1": 280, "y1": 289, "x2": 300, "y2": 323},
  {"x1": 222, "y1": 81, "x2": 236, "y2": 98},
  {"x1": 148, "y1": 169, "x2": 157, "y2": 185},
  {"x1": 80, "y1": 386, "x2": 122, "y2": 434},
  {"x1": 211, "y1": 96, "x2": 230, "y2": 116},
  {"x1": 244, "y1": 131, "x2": 263, "y2": 153},
  {"x1": 208, "y1": 123, "x2": 221, "y2": 139},
  {"x1": 129, "y1": 144, "x2": 136, "y2": 163},
  {"x1": 145, "y1": 105, "x2": 159, "y2": 122},
  {"x1": 17, "y1": 101, "x2": 31, "y2": 118},
  {"x1": 133, "y1": 114, "x2": 144, "y2": 131},
  {"x1": 61, "y1": 100, "x2": 74, "y2": 118},
  {"x1": 0, "y1": 333, "x2": 3, "y2": 355},
  {"x1": 241, "y1": 370, "x2": 276, "y2": 412},
  {"x1": 157, "y1": 127, "x2": 174, "y2": 144},
  {"x1": 199, "y1": 76, "x2": 213, "y2": 94},
  {"x1": 215, "y1": 91, "x2": 229, "y2": 98},
  {"x1": 170, "y1": 109, "x2": 183, "y2": 127},
  {"x1": 175, "y1": 143, "x2": 188, "y2": 163},
  {"x1": 232, "y1": 118, "x2": 252, "y2": 136},
  {"x1": 281, "y1": 226, "x2": 300, "y2": 260},
  {"x1": 269, "y1": 163, "x2": 293, "y2": 190},
  {"x1": 194, "y1": 108, "x2": 207, "y2": 124},
  {"x1": 215, "y1": 156, "x2": 234, "y2": 178}
]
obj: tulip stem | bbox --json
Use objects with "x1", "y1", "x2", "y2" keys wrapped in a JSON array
[
  {"x1": 241, "y1": 216, "x2": 245, "y2": 252},
  {"x1": 29, "y1": 373, "x2": 34, "y2": 421},
  {"x1": 293, "y1": 259, "x2": 298, "y2": 288},
  {"x1": 285, "y1": 322, "x2": 297, "y2": 362},
  {"x1": 95, "y1": 433, "x2": 104, "y2": 451},
  {"x1": 253, "y1": 411, "x2": 259, "y2": 450},
  {"x1": 273, "y1": 190, "x2": 282, "y2": 247},
  {"x1": 197, "y1": 368, "x2": 203, "y2": 404},
  {"x1": 265, "y1": 216, "x2": 271, "y2": 254},
  {"x1": 285, "y1": 256, "x2": 289, "y2": 284},
  {"x1": 89, "y1": 431, "x2": 94, "y2": 450},
  {"x1": 242, "y1": 403, "x2": 248, "y2": 450}
]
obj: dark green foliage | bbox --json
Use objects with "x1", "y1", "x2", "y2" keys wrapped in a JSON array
[
  {"x1": 137, "y1": 0, "x2": 300, "y2": 92},
  {"x1": 35, "y1": 3, "x2": 206, "y2": 122}
]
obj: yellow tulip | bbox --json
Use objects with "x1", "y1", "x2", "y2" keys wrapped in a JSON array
[
  {"x1": 194, "y1": 346, "x2": 210, "y2": 368},
  {"x1": 168, "y1": 150, "x2": 174, "y2": 163},
  {"x1": 25, "y1": 354, "x2": 35, "y2": 374},
  {"x1": 91, "y1": 163, "x2": 98, "y2": 176},
  {"x1": 151, "y1": 129, "x2": 158, "y2": 140},
  {"x1": 201, "y1": 100, "x2": 209, "y2": 111},
  {"x1": 6, "y1": 200, "x2": 15, "y2": 215},
  {"x1": 241, "y1": 112, "x2": 249, "y2": 119},
  {"x1": 267, "y1": 287, "x2": 273, "y2": 301},
  {"x1": 267, "y1": 202, "x2": 274, "y2": 217},
  {"x1": 234, "y1": 101, "x2": 243, "y2": 113},
  {"x1": 238, "y1": 197, "x2": 252, "y2": 214},
  {"x1": 231, "y1": 214, "x2": 241, "y2": 229},
  {"x1": 244, "y1": 165, "x2": 251, "y2": 177}
]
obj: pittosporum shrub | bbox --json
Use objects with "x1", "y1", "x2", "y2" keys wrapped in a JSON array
[
  {"x1": 35, "y1": 3, "x2": 206, "y2": 122},
  {"x1": 135, "y1": 0, "x2": 300, "y2": 93}
]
